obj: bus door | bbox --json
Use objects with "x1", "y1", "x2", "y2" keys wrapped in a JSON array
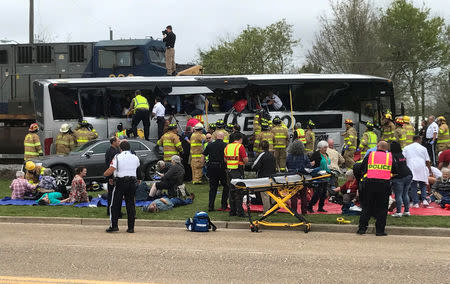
[{"x1": 78, "y1": 88, "x2": 108, "y2": 139}]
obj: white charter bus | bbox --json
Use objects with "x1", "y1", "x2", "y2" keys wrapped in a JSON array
[{"x1": 33, "y1": 74, "x2": 396, "y2": 155}]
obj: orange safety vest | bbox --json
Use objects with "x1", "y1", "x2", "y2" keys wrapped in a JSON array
[
  {"x1": 295, "y1": 128, "x2": 306, "y2": 144},
  {"x1": 224, "y1": 142, "x2": 243, "y2": 170},
  {"x1": 366, "y1": 151, "x2": 392, "y2": 180}
]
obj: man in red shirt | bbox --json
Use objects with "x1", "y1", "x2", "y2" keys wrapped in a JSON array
[
  {"x1": 438, "y1": 149, "x2": 450, "y2": 169},
  {"x1": 332, "y1": 169, "x2": 358, "y2": 206}
]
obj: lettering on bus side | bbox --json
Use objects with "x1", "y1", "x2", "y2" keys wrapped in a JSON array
[{"x1": 244, "y1": 116, "x2": 254, "y2": 132}]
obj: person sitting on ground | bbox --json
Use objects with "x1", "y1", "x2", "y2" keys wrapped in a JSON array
[
  {"x1": 67, "y1": 166, "x2": 89, "y2": 203},
  {"x1": 331, "y1": 169, "x2": 358, "y2": 206},
  {"x1": 10, "y1": 171, "x2": 37, "y2": 199},
  {"x1": 142, "y1": 193, "x2": 195, "y2": 213},
  {"x1": 431, "y1": 167, "x2": 450, "y2": 208},
  {"x1": 38, "y1": 168, "x2": 57, "y2": 192},
  {"x1": 36, "y1": 191, "x2": 71, "y2": 205},
  {"x1": 149, "y1": 155, "x2": 185, "y2": 198}
]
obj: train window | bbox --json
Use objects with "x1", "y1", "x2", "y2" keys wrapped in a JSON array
[
  {"x1": 17, "y1": 46, "x2": 32, "y2": 64},
  {"x1": 148, "y1": 49, "x2": 165, "y2": 64},
  {"x1": 98, "y1": 50, "x2": 114, "y2": 68},
  {"x1": 36, "y1": 45, "x2": 52, "y2": 63},
  {"x1": 0, "y1": 50, "x2": 7, "y2": 64},
  {"x1": 79, "y1": 88, "x2": 106, "y2": 118},
  {"x1": 48, "y1": 86, "x2": 81, "y2": 120},
  {"x1": 69, "y1": 45, "x2": 85, "y2": 63},
  {"x1": 134, "y1": 50, "x2": 144, "y2": 66},
  {"x1": 116, "y1": 51, "x2": 131, "y2": 66}
]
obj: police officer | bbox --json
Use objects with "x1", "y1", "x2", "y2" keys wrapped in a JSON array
[
  {"x1": 293, "y1": 122, "x2": 306, "y2": 144},
  {"x1": 224, "y1": 132, "x2": 248, "y2": 217},
  {"x1": 403, "y1": 115, "x2": 415, "y2": 146},
  {"x1": 357, "y1": 141, "x2": 397, "y2": 236},
  {"x1": 381, "y1": 113, "x2": 395, "y2": 143},
  {"x1": 104, "y1": 140, "x2": 141, "y2": 233},
  {"x1": 190, "y1": 123, "x2": 206, "y2": 184},
  {"x1": 74, "y1": 120, "x2": 98, "y2": 147},
  {"x1": 254, "y1": 121, "x2": 274, "y2": 155},
  {"x1": 55, "y1": 123, "x2": 77, "y2": 155},
  {"x1": 24, "y1": 123, "x2": 43, "y2": 160},
  {"x1": 130, "y1": 90, "x2": 150, "y2": 140},
  {"x1": 271, "y1": 116, "x2": 289, "y2": 171},
  {"x1": 203, "y1": 131, "x2": 229, "y2": 211},
  {"x1": 342, "y1": 119, "x2": 357, "y2": 168},
  {"x1": 358, "y1": 121, "x2": 377, "y2": 157},
  {"x1": 305, "y1": 120, "x2": 316, "y2": 154},
  {"x1": 157, "y1": 123, "x2": 183, "y2": 162}
]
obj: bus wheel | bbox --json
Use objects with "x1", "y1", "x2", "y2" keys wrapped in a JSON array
[
  {"x1": 52, "y1": 166, "x2": 72, "y2": 186},
  {"x1": 145, "y1": 162, "x2": 158, "y2": 181}
]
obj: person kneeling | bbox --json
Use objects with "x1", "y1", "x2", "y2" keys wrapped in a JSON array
[
  {"x1": 142, "y1": 193, "x2": 195, "y2": 213},
  {"x1": 149, "y1": 155, "x2": 184, "y2": 198},
  {"x1": 331, "y1": 169, "x2": 358, "y2": 207}
]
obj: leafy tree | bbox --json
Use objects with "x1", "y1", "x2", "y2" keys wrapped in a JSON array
[
  {"x1": 379, "y1": 0, "x2": 449, "y2": 126},
  {"x1": 199, "y1": 19, "x2": 299, "y2": 74},
  {"x1": 306, "y1": 0, "x2": 384, "y2": 76}
]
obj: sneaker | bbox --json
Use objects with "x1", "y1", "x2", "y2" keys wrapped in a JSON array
[
  {"x1": 349, "y1": 205, "x2": 362, "y2": 212},
  {"x1": 403, "y1": 212, "x2": 410, "y2": 217},
  {"x1": 422, "y1": 200, "x2": 429, "y2": 206},
  {"x1": 392, "y1": 212, "x2": 402, "y2": 218},
  {"x1": 126, "y1": 228, "x2": 134, "y2": 233},
  {"x1": 413, "y1": 203, "x2": 419, "y2": 208}
]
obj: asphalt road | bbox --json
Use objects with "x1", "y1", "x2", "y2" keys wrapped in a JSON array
[{"x1": 0, "y1": 223, "x2": 449, "y2": 284}]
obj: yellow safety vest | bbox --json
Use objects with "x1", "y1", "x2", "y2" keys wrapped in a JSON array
[
  {"x1": 133, "y1": 95, "x2": 149, "y2": 110},
  {"x1": 224, "y1": 142, "x2": 243, "y2": 170},
  {"x1": 295, "y1": 128, "x2": 306, "y2": 144}
]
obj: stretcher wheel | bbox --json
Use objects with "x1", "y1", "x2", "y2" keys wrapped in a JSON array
[
  {"x1": 250, "y1": 225, "x2": 259, "y2": 232},
  {"x1": 304, "y1": 225, "x2": 310, "y2": 233}
]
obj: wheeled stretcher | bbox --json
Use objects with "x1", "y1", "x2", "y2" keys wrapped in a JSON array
[{"x1": 231, "y1": 173, "x2": 331, "y2": 233}]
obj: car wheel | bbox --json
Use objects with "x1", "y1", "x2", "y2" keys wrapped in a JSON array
[
  {"x1": 145, "y1": 162, "x2": 158, "y2": 181},
  {"x1": 52, "y1": 166, "x2": 72, "y2": 186}
]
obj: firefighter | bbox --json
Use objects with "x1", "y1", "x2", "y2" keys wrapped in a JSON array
[
  {"x1": 24, "y1": 161, "x2": 45, "y2": 185},
  {"x1": 24, "y1": 123, "x2": 43, "y2": 161},
  {"x1": 271, "y1": 116, "x2": 289, "y2": 171},
  {"x1": 157, "y1": 123, "x2": 183, "y2": 162},
  {"x1": 254, "y1": 121, "x2": 274, "y2": 154},
  {"x1": 358, "y1": 121, "x2": 377, "y2": 157},
  {"x1": 381, "y1": 113, "x2": 395, "y2": 143},
  {"x1": 190, "y1": 123, "x2": 206, "y2": 184},
  {"x1": 437, "y1": 116, "x2": 450, "y2": 151},
  {"x1": 212, "y1": 120, "x2": 229, "y2": 144},
  {"x1": 129, "y1": 90, "x2": 150, "y2": 140},
  {"x1": 115, "y1": 123, "x2": 129, "y2": 139},
  {"x1": 342, "y1": 119, "x2": 357, "y2": 168},
  {"x1": 55, "y1": 123, "x2": 77, "y2": 155},
  {"x1": 293, "y1": 122, "x2": 306, "y2": 144},
  {"x1": 208, "y1": 123, "x2": 216, "y2": 134},
  {"x1": 394, "y1": 117, "x2": 407, "y2": 149},
  {"x1": 74, "y1": 120, "x2": 98, "y2": 147},
  {"x1": 403, "y1": 115, "x2": 415, "y2": 146},
  {"x1": 253, "y1": 110, "x2": 263, "y2": 136},
  {"x1": 225, "y1": 123, "x2": 234, "y2": 134},
  {"x1": 305, "y1": 120, "x2": 316, "y2": 154}
]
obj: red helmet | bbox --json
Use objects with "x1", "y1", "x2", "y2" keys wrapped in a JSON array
[{"x1": 29, "y1": 123, "x2": 39, "y2": 132}]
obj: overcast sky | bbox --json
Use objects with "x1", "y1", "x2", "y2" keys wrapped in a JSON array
[{"x1": 1, "y1": 0, "x2": 449, "y2": 66}]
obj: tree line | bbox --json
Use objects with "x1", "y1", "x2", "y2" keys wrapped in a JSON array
[{"x1": 198, "y1": 0, "x2": 449, "y2": 126}]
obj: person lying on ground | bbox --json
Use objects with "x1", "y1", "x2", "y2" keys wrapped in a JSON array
[
  {"x1": 149, "y1": 155, "x2": 184, "y2": 198},
  {"x1": 37, "y1": 168, "x2": 58, "y2": 193},
  {"x1": 36, "y1": 192, "x2": 67, "y2": 205},
  {"x1": 331, "y1": 169, "x2": 358, "y2": 206},
  {"x1": 142, "y1": 193, "x2": 195, "y2": 213},
  {"x1": 10, "y1": 171, "x2": 37, "y2": 199}
]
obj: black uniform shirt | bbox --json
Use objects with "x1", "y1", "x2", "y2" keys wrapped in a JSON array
[
  {"x1": 163, "y1": 32, "x2": 176, "y2": 48},
  {"x1": 105, "y1": 146, "x2": 120, "y2": 167},
  {"x1": 203, "y1": 139, "x2": 227, "y2": 167}
]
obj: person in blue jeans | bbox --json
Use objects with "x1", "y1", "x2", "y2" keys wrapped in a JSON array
[
  {"x1": 390, "y1": 141, "x2": 413, "y2": 217},
  {"x1": 142, "y1": 193, "x2": 195, "y2": 213}
]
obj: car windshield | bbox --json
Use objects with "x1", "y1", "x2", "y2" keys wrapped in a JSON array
[{"x1": 71, "y1": 140, "x2": 99, "y2": 153}]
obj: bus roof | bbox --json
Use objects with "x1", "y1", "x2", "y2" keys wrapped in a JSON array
[{"x1": 38, "y1": 73, "x2": 392, "y2": 88}]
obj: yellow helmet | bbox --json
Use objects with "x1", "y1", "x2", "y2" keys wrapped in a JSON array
[
  {"x1": 403, "y1": 115, "x2": 410, "y2": 123},
  {"x1": 437, "y1": 116, "x2": 446, "y2": 122},
  {"x1": 25, "y1": 161, "x2": 36, "y2": 171},
  {"x1": 384, "y1": 113, "x2": 392, "y2": 120}
]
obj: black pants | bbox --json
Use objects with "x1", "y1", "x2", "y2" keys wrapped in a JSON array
[
  {"x1": 132, "y1": 109, "x2": 150, "y2": 140},
  {"x1": 110, "y1": 177, "x2": 136, "y2": 230},
  {"x1": 308, "y1": 182, "x2": 328, "y2": 210},
  {"x1": 358, "y1": 180, "x2": 390, "y2": 233},
  {"x1": 207, "y1": 165, "x2": 229, "y2": 210},
  {"x1": 227, "y1": 167, "x2": 244, "y2": 216},
  {"x1": 425, "y1": 139, "x2": 437, "y2": 166},
  {"x1": 156, "y1": 116, "x2": 165, "y2": 139}
]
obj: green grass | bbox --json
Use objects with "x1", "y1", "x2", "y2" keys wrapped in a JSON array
[{"x1": 0, "y1": 179, "x2": 449, "y2": 228}]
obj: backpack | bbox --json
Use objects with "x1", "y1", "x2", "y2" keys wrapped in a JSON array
[{"x1": 185, "y1": 211, "x2": 217, "y2": 232}]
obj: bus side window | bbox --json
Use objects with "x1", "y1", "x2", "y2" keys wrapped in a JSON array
[
  {"x1": 48, "y1": 86, "x2": 81, "y2": 120},
  {"x1": 79, "y1": 88, "x2": 106, "y2": 118}
]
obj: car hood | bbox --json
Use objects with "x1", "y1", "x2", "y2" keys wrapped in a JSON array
[{"x1": 30, "y1": 154, "x2": 75, "y2": 168}]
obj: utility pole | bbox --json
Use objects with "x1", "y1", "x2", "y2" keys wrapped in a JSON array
[
  {"x1": 29, "y1": 0, "x2": 34, "y2": 43},
  {"x1": 109, "y1": 27, "x2": 113, "y2": 40}
]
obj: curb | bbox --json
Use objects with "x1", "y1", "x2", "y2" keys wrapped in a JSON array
[{"x1": 0, "y1": 216, "x2": 449, "y2": 237}]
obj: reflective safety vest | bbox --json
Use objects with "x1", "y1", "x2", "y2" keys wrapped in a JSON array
[
  {"x1": 55, "y1": 132, "x2": 77, "y2": 155},
  {"x1": 395, "y1": 126, "x2": 407, "y2": 148},
  {"x1": 25, "y1": 165, "x2": 45, "y2": 184},
  {"x1": 157, "y1": 131, "x2": 183, "y2": 161},
  {"x1": 194, "y1": 115, "x2": 204, "y2": 124},
  {"x1": 224, "y1": 142, "x2": 243, "y2": 169},
  {"x1": 116, "y1": 130, "x2": 127, "y2": 139},
  {"x1": 437, "y1": 123, "x2": 450, "y2": 146},
  {"x1": 254, "y1": 130, "x2": 274, "y2": 153},
  {"x1": 74, "y1": 127, "x2": 98, "y2": 146},
  {"x1": 404, "y1": 123, "x2": 415, "y2": 145},
  {"x1": 253, "y1": 114, "x2": 261, "y2": 135},
  {"x1": 359, "y1": 131, "x2": 377, "y2": 156},
  {"x1": 366, "y1": 151, "x2": 392, "y2": 180},
  {"x1": 381, "y1": 122, "x2": 395, "y2": 142},
  {"x1": 203, "y1": 142, "x2": 209, "y2": 163},
  {"x1": 295, "y1": 128, "x2": 306, "y2": 144},
  {"x1": 190, "y1": 132, "x2": 206, "y2": 159},
  {"x1": 271, "y1": 125, "x2": 288, "y2": 149},
  {"x1": 133, "y1": 95, "x2": 149, "y2": 110},
  {"x1": 24, "y1": 132, "x2": 43, "y2": 160},
  {"x1": 344, "y1": 127, "x2": 357, "y2": 150}
]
